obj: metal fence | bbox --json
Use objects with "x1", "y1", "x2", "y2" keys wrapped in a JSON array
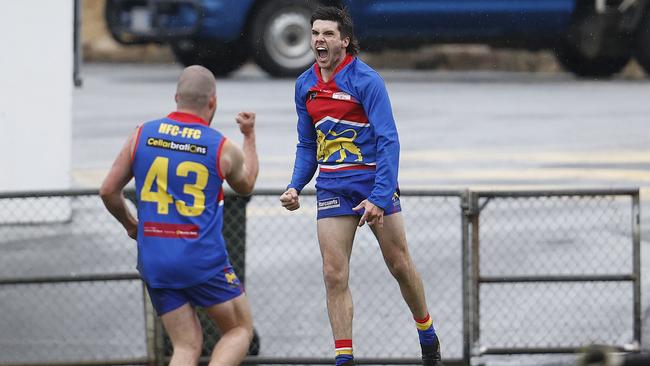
[
  {"x1": 463, "y1": 190, "x2": 641, "y2": 361},
  {"x1": 0, "y1": 188, "x2": 640, "y2": 365}
]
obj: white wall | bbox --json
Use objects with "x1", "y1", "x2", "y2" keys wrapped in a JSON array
[{"x1": 0, "y1": 0, "x2": 73, "y2": 193}]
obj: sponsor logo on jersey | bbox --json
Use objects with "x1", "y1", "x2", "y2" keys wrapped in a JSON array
[
  {"x1": 318, "y1": 197, "x2": 341, "y2": 210},
  {"x1": 143, "y1": 222, "x2": 199, "y2": 238},
  {"x1": 158, "y1": 122, "x2": 202, "y2": 139},
  {"x1": 332, "y1": 92, "x2": 351, "y2": 101},
  {"x1": 146, "y1": 137, "x2": 207, "y2": 155}
]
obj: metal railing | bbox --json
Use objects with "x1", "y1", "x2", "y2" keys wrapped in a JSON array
[
  {"x1": 0, "y1": 188, "x2": 641, "y2": 365},
  {"x1": 464, "y1": 189, "x2": 641, "y2": 361}
]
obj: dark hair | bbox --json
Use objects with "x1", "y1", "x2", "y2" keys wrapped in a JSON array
[{"x1": 310, "y1": 6, "x2": 360, "y2": 55}]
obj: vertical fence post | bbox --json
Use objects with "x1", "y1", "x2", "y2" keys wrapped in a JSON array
[
  {"x1": 124, "y1": 192, "x2": 162, "y2": 365},
  {"x1": 142, "y1": 286, "x2": 160, "y2": 366},
  {"x1": 223, "y1": 195, "x2": 251, "y2": 284},
  {"x1": 461, "y1": 190, "x2": 481, "y2": 365},
  {"x1": 470, "y1": 192, "x2": 481, "y2": 362},
  {"x1": 460, "y1": 190, "x2": 471, "y2": 365},
  {"x1": 73, "y1": 0, "x2": 82, "y2": 87},
  {"x1": 631, "y1": 192, "x2": 642, "y2": 347},
  {"x1": 154, "y1": 317, "x2": 166, "y2": 366}
]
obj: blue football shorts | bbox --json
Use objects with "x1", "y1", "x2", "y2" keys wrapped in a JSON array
[
  {"x1": 146, "y1": 264, "x2": 244, "y2": 316},
  {"x1": 315, "y1": 174, "x2": 401, "y2": 220}
]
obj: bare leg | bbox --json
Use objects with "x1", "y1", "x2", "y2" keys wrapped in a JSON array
[
  {"x1": 317, "y1": 216, "x2": 359, "y2": 341},
  {"x1": 204, "y1": 293, "x2": 254, "y2": 366},
  {"x1": 161, "y1": 303, "x2": 203, "y2": 366},
  {"x1": 370, "y1": 212, "x2": 429, "y2": 319},
  {"x1": 372, "y1": 213, "x2": 442, "y2": 365}
]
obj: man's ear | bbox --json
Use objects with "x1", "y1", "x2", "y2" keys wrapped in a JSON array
[
  {"x1": 209, "y1": 95, "x2": 217, "y2": 110},
  {"x1": 342, "y1": 37, "x2": 350, "y2": 48}
]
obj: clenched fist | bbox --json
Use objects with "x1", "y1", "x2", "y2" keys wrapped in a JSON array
[
  {"x1": 280, "y1": 188, "x2": 300, "y2": 211},
  {"x1": 236, "y1": 111, "x2": 255, "y2": 136}
]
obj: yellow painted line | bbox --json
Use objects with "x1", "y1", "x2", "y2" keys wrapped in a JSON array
[
  {"x1": 74, "y1": 167, "x2": 650, "y2": 186},
  {"x1": 253, "y1": 150, "x2": 650, "y2": 164},
  {"x1": 75, "y1": 166, "x2": 650, "y2": 183},
  {"x1": 249, "y1": 166, "x2": 650, "y2": 182},
  {"x1": 405, "y1": 183, "x2": 644, "y2": 190},
  {"x1": 400, "y1": 150, "x2": 650, "y2": 163},
  {"x1": 72, "y1": 169, "x2": 109, "y2": 187},
  {"x1": 389, "y1": 184, "x2": 650, "y2": 201},
  {"x1": 71, "y1": 168, "x2": 294, "y2": 186},
  {"x1": 398, "y1": 168, "x2": 650, "y2": 181}
]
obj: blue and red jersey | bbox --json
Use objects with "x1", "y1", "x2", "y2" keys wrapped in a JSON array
[
  {"x1": 132, "y1": 112, "x2": 229, "y2": 289},
  {"x1": 288, "y1": 55, "x2": 400, "y2": 211}
]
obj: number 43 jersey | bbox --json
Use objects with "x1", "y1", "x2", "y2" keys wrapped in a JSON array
[{"x1": 132, "y1": 112, "x2": 228, "y2": 289}]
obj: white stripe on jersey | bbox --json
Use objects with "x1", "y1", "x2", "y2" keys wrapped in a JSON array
[
  {"x1": 320, "y1": 162, "x2": 376, "y2": 170},
  {"x1": 314, "y1": 116, "x2": 370, "y2": 129}
]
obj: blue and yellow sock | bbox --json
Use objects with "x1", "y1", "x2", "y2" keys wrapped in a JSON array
[
  {"x1": 415, "y1": 313, "x2": 437, "y2": 346},
  {"x1": 335, "y1": 339, "x2": 353, "y2": 366}
]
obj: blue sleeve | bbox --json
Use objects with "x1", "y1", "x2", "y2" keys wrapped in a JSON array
[
  {"x1": 358, "y1": 73, "x2": 400, "y2": 211},
  {"x1": 287, "y1": 78, "x2": 318, "y2": 193}
]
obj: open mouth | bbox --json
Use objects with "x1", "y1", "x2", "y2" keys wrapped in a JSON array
[{"x1": 316, "y1": 47, "x2": 328, "y2": 62}]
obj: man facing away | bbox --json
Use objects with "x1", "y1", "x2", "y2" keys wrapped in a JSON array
[
  {"x1": 100, "y1": 65, "x2": 259, "y2": 366},
  {"x1": 279, "y1": 6, "x2": 443, "y2": 366}
]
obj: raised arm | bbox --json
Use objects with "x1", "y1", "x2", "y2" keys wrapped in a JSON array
[
  {"x1": 220, "y1": 112, "x2": 259, "y2": 196},
  {"x1": 99, "y1": 128, "x2": 139, "y2": 239}
]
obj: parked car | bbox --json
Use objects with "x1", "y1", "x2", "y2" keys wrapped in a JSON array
[{"x1": 105, "y1": 0, "x2": 650, "y2": 78}]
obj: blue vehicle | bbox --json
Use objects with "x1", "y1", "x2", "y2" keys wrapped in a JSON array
[{"x1": 105, "y1": 0, "x2": 650, "y2": 77}]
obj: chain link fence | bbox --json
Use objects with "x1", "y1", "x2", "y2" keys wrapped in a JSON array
[
  {"x1": 467, "y1": 190, "x2": 641, "y2": 359},
  {"x1": 0, "y1": 188, "x2": 641, "y2": 365},
  {"x1": 0, "y1": 191, "x2": 147, "y2": 365}
]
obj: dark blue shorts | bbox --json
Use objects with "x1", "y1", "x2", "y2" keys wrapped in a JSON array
[
  {"x1": 315, "y1": 174, "x2": 401, "y2": 220},
  {"x1": 146, "y1": 265, "x2": 244, "y2": 316}
]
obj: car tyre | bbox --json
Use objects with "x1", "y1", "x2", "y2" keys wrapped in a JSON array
[
  {"x1": 250, "y1": 0, "x2": 321, "y2": 77},
  {"x1": 555, "y1": 44, "x2": 631, "y2": 78},
  {"x1": 635, "y1": 12, "x2": 650, "y2": 76},
  {"x1": 555, "y1": 12, "x2": 631, "y2": 78}
]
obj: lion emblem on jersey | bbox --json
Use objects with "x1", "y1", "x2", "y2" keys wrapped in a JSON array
[{"x1": 317, "y1": 129, "x2": 363, "y2": 163}]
